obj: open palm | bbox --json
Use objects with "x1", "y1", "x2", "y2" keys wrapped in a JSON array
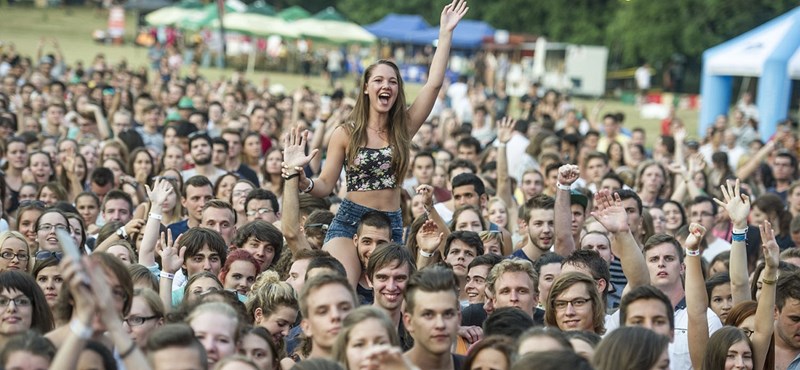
[
  {"x1": 713, "y1": 179, "x2": 750, "y2": 226},
  {"x1": 440, "y1": 0, "x2": 469, "y2": 33},
  {"x1": 282, "y1": 127, "x2": 318, "y2": 169},
  {"x1": 591, "y1": 190, "x2": 629, "y2": 233}
]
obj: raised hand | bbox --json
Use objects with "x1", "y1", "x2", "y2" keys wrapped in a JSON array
[
  {"x1": 61, "y1": 256, "x2": 95, "y2": 322},
  {"x1": 496, "y1": 116, "x2": 515, "y2": 144},
  {"x1": 590, "y1": 189, "x2": 629, "y2": 233},
  {"x1": 713, "y1": 179, "x2": 750, "y2": 228},
  {"x1": 415, "y1": 184, "x2": 435, "y2": 211},
  {"x1": 440, "y1": 0, "x2": 469, "y2": 34},
  {"x1": 282, "y1": 126, "x2": 318, "y2": 171},
  {"x1": 760, "y1": 220, "x2": 779, "y2": 270},
  {"x1": 62, "y1": 156, "x2": 77, "y2": 180},
  {"x1": 416, "y1": 220, "x2": 443, "y2": 254},
  {"x1": 685, "y1": 223, "x2": 707, "y2": 253},
  {"x1": 146, "y1": 178, "x2": 174, "y2": 208},
  {"x1": 123, "y1": 219, "x2": 145, "y2": 237},
  {"x1": 158, "y1": 230, "x2": 185, "y2": 274},
  {"x1": 557, "y1": 164, "x2": 580, "y2": 187}
]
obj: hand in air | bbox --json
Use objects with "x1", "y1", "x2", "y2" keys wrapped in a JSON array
[
  {"x1": 713, "y1": 179, "x2": 750, "y2": 227},
  {"x1": 684, "y1": 223, "x2": 707, "y2": 253},
  {"x1": 282, "y1": 126, "x2": 318, "y2": 172},
  {"x1": 760, "y1": 220, "x2": 779, "y2": 270},
  {"x1": 496, "y1": 116, "x2": 515, "y2": 144},
  {"x1": 590, "y1": 189, "x2": 630, "y2": 233},
  {"x1": 440, "y1": 0, "x2": 469, "y2": 34},
  {"x1": 557, "y1": 164, "x2": 580, "y2": 187}
]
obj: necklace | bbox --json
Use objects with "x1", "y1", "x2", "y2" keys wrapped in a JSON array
[{"x1": 367, "y1": 125, "x2": 388, "y2": 134}]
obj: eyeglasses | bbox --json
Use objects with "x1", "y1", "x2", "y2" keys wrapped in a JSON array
[
  {"x1": 123, "y1": 315, "x2": 159, "y2": 326},
  {"x1": 0, "y1": 296, "x2": 32, "y2": 307},
  {"x1": 37, "y1": 224, "x2": 70, "y2": 233},
  {"x1": 18, "y1": 200, "x2": 46, "y2": 208},
  {"x1": 36, "y1": 250, "x2": 64, "y2": 262},
  {"x1": 553, "y1": 297, "x2": 593, "y2": 310},
  {"x1": 246, "y1": 208, "x2": 274, "y2": 217},
  {"x1": 741, "y1": 328, "x2": 754, "y2": 338},
  {"x1": 232, "y1": 190, "x2": 251, "y2": 197},
  {"x1": 0, "y1": 251, "x2": 29, "y2": 261}
]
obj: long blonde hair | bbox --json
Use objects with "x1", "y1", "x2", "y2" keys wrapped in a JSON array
[{"x1": 345, "y1": 60, "x2": 410, "y2": 185}]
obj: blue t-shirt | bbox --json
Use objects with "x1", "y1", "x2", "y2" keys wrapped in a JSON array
[
  {"x1": 510, "y1": 248, "x2": 533, "y2": 263},
  {"x1": 167, "y1": 219, "x2": 190, "y2": 239}
]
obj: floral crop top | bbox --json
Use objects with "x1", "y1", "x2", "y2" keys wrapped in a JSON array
[{"x1": 346, "y1": 147, "x2": 397, "y2": 191}]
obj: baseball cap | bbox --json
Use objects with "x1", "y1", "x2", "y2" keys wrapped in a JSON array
[{"x1": 570, "y1": 189, "x2": 589, "y2": 210}]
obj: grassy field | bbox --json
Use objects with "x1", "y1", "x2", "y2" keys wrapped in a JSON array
[{"x1": 0, "y1": 5, "x2": 700, "y2": 148}]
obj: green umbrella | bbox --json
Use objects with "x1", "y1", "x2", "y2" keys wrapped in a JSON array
[
  {"x1": 211, "y1": 12, "x2": 299, "y2": 38},
  {"x1": 177, "y1": 0, "x2": 203, "y2": 9},
  {"x1": 179, "y1": 1, "x2": 243, "y2": 30},
  {"x1": 145, "y1": 6, "x2": 203, "y2": 26},
  {"x1": 293, "y1": 8, "x2": 376, "y2": 45},
  {"x1": 277, "y1": 5, "x2": 310, "y2": 21},
  {"x1": 312, "y1": 6, "x2": 346, "y2": 21},
  {"x1": 247, "y1": 0, "x2": 275, "y2": 16}
]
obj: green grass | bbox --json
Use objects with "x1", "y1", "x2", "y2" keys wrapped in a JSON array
[{"x1": 0, "y1": 5, "x2": 699, "y2": 148}]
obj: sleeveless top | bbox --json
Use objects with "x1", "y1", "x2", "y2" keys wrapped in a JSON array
[{"x1": 346, "y1": 146, "x2": 398, "y2": 192}]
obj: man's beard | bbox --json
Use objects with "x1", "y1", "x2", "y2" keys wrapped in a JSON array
[{"x1": 194, "y1": 153, "x2": 212, "y2": 166}]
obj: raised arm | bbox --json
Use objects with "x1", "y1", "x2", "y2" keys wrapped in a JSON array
[
  {"x1": 736, "y1": 140, "x2": 776, "y2": 180},
  {"x1": 281, "y1": 131, "x2": 313, "y2": 255},
  {"x1": 139, "y1": 179, "x2": 172, "y2": 268},
  {"x1": 290, "y1": 126, "x2": 345, "y2": 199},
  {"x1": 415, "y1": 219, "x2": 444, "y2": 270},
  {"x1": 554, "y1": 164, "x2": 579, "y2": 256},
  {"x1": 752, "y1": 221, "x2": 779, "y2": 370},
  {"x1": 685, "y1": 223, "x2": 710, "y2": 370},
  {"x1": 406, "y1": 0, "x2": 468, "y2": 132},
  {"x1": 495, "y1": 117, "x2": 514, "y2": 209},
  {"x1": 713, "y1": 179, "x2": 751, "y2": 303},
  {"x1": 591, "y1": 190, "x2": 650, "y2": 295}
]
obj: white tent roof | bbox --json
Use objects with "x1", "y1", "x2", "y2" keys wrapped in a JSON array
[{"x1": 704, "y1": 6, "x2": 800, "y2": 79}]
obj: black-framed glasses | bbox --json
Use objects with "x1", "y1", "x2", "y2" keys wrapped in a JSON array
[
  {"x1": 0, "y1": 251, "x2": 29, "y2": 261},
  {"x1": 0, "y1": 296, "x2": 32, "y2": 307},
  {"x1": 246, "y1": 208, "x2": 274, "y2": 217},
  {"x1": 37, "y1": 224, "x2": 70, "y2": 233},
  {"x1": 36, "y1": 250, "x2": 64, "y2": 262},
  {"x1": 554, "y1": 297, "x2": 593, "y2": 310},
  {"x1": 741, "y1": 328, "x2": 754, "y2": 338},
  {"x1": 123, "y1": 315, "x2": 159, "y2": 327}
]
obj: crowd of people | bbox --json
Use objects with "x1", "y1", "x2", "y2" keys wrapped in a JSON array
[{"x1": 2, "y1": 0, "x2": 800, "y2": 369}]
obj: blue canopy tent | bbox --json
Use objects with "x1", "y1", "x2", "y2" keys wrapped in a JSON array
[
  {"x1": 403, "y1": 19, "x2": 494, "y2": 49},
  {"x1": 700, "y1": 6, "x2": 800, "y2": 142},
  {"x1": 364, "y1": 14, "x2": 430, "y2": 42}
]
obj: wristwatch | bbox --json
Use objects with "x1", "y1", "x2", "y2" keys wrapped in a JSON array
[{"x1": 117, "y1": 227, "x2": 129, "y2": 240}]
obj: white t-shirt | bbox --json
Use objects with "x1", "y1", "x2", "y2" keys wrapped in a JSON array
[
  {"x1": 703, "y1": 237, "x2": 732, "y2": 263},
  {"x1": 605, "y1": 301, "x2": 723, "y2": 370}
]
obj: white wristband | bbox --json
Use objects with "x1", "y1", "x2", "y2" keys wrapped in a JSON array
[
  {"x1": 419, "y1": 250, "x2": 434, "y2": 258},
  {"x1": 556, "y1": 183, "x2": 571, "y2": 191},
  {"x1": 302, "y1": 178, "x2": 315, "y2": 193},
  {"x1": 70, "y1": 319, "x2": 93, "y2": 339},
  {"x1": 160, "y1": 271, "x2": 175, "y2": 280},
  {"x1": 732, "y1": 227, "x2": 748, "y2": 234},
  {"x1": 685, "y1": 248, "x2": 700, "y2": 257},
  {"x1": 148, "y1": 212, "x2": 163, "y2": 221}
]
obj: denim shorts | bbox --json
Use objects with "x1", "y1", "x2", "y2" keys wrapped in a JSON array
[{"x1": 325, "y1": 198, "x2": 404, "y2": 243}]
